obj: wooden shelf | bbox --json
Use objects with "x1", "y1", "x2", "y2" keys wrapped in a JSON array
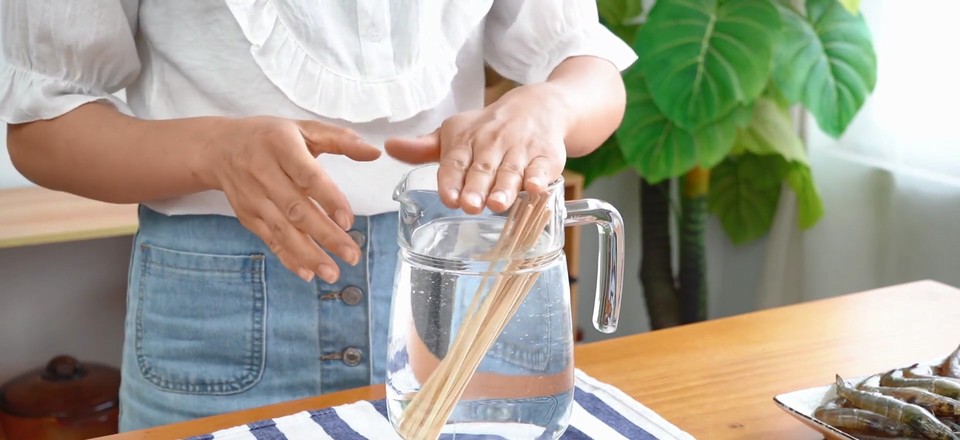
[{"x1": 0, "y1": 186, "x2": 138, "y2": 249}]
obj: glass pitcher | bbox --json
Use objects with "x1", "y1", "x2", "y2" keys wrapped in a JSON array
[{"x1": 386, "y1": 164, "x2": 624, "y2": 440}]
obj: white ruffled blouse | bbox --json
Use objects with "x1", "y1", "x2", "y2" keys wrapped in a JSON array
[{"x1": 0, "y1": 0, "x2": 636, "y2": 216}]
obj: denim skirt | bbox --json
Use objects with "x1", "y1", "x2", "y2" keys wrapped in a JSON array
[{"x1": 119, "y1": 206, "x2": 398, "y2": 431}]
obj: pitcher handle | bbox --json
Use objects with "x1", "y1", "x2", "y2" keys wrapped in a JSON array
[{"x1": 564, "y1": 199, "x2": 625, "y2": 334}]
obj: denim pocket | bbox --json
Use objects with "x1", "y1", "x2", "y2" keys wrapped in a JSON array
[
  {"x1": 446, "y1": 276, "x2": 557, "y2": 374},
  {"x1": 135, "y1": 243, "x2": 266, "y2": 395}
]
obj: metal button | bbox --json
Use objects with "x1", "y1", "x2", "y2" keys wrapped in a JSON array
[
  {"x1": 342, "y1": 347, "x2": 363, "y2": 367},
  {"x1": 340, "y1": 286, "x2": 364, "y2": 306},
  {"x1": 348, "y1": 230, "x2": 366, "y2": 248}
]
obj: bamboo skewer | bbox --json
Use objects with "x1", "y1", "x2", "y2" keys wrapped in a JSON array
[{"x1": 398, "y1": 194, "x2": 552, "y2": 440}]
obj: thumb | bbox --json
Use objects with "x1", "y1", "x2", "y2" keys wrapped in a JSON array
[{"x1": 384, "y1": 129, "x2": 440, "y2": 164}]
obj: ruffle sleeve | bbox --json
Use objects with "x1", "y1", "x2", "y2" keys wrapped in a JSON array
[
  {"x1": 0, "y1": 0, "x2": 140, "y2": 123},
  {"x1": 483, "y1": 0, "x2": 638, "y2": 85}
]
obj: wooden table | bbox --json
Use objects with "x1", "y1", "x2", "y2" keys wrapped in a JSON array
[{"x1": 96, "y1": 280, "x2": 960, "y2": 439}]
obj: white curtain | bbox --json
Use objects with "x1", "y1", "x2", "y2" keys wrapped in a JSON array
[{"x1": 747, "y1": 0, "x2": 960, "y2": 309}]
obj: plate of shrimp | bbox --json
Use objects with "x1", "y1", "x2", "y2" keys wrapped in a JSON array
[{"x1": 774, "y1": 345, "x2": 960, "y2": 439}]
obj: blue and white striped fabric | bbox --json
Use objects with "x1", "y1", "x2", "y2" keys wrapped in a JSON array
[{"x1": 185, "y1": 369, "x2": 694, "y2": 440}]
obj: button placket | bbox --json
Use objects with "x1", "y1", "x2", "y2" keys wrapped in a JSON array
[
  {"x1": 356, "y1": 0, "x2": 395, "y2": 79},
  {"x1": 317, "y1": 216, "x2": 372, "y2": 391}
]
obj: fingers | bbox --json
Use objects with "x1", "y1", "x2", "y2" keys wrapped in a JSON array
[
  {"x1": 458, "y1": 136, "x2": 561, "y2": 214},
  {"x1": 263, "y1": 153, "x2": 360, "y2": 265},
  {"x1": 257, "y1": 202, "x2": 342, "y2": 283},
  {"x1": 297, "y1": 120, "x2": 381, "y2": 161},
  {"x1": 227, "y1": 186, "x2": 336, "y2": 283},
  {"x1": 241, "y1": 216, "x2": 320, "y2": 283},
  {"x1": 277, "y1": 146, "x2": 356, "y2": 231},
  {"x1": 384, "y1": 130, "x2": 441, "y2": 164},
  {"x1": 428, "y1": 117, "x2": 564, "y2": 213},
  {"x1": 523, "y1": 153, "x2": 562, "y2": 195},
  {"x1": 436, "y1": 139, "x2": 473, "y2": 209},
  {"x1": 223, "y1": 117, "x2": 378, "y2": 284},
  {"x1": 275, "y1": 187, "x2": 361, "y2": 267},
  {"x1": 459, "y1": 132, "x2": 508, "y2": 214},
  {"x1": 236, "y1": 165, "x2": 357, "y2": 282},
  {"x1": 486, "y1": 147, "x2": 527, "y2": 212}
]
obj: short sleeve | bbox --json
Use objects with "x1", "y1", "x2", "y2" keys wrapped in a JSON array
[
  {"x1": 0, "y1": 0, "x2": 140, "y2": 123},
  {"x1": 484, "y1": 0, "x2": 637, "y2": 85}
]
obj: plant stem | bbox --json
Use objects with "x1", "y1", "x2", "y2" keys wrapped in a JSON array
[
  {"x1": 639, "y1": 177, "x2": 680, "y2": 329},
  {"x1": 679, "y1": 167, "x2": 709, "y2": 323}
]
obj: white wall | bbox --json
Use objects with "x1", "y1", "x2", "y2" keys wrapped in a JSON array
[{"x1": 0, "y1": 237, "x2": 130, "y2": 382}]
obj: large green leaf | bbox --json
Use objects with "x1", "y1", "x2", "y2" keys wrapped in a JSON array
[
  {"x1": 617, "y1": 70, "x2": 743, "y2": 183},
  {"x1": 763, "y1": 81, "x2": 791, "y2": 109},
  {"x1": 637, "y1": 0, "x2": 781, "y2": 130},
  {"x1": 838, "y1": 0, "x2": 860, "y2": 14},
  {"x1": 773, "y1": 0, "x2": 877, "y2": 137},
  {"x1": 708, "y1": 153, "x2": 791, "y2": 244},
  {"x1": 735, "y1": 97, "x2": 807, "y2": 164},
  {"x1": 785, "y1": 162, "x2": 824, "y2": 228},
  {"x1": 597, "y1": 0, "x2": 644, "y2": 43},
  {"x1": 565, "y1": 136, "x2": 629, "y2": 187}
]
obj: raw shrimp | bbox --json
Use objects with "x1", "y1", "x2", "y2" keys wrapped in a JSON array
[
  {"x1": 904, "y1": 364, "x2": 960, "y2": 386},
  {"x1": 882, "y1": 369, "x2": 960, "y2": 399},
  {"x1": 942, "y1": 345, "x2": 960, "y2": 379},
  {"x1": 835, "y1": 375, "x2": 958, "y2": 440},
  {"x1": 942, "y1": 419, "x2": 960, "y2": 433},
  {"x1": 861, "y1": 385, "x2": 960, "y2": 418},
  {"x1": 845, "y1": 436, "x2": 925, "y2": 440},
  {"x1": 814, "y1": 406, "x2": 916, "y2": 437}
]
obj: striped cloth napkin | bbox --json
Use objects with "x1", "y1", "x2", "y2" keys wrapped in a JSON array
[{"x1": 186, "y1": 369, "x2": 694, "y2": 440}]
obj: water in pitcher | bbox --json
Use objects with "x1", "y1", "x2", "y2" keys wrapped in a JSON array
[{"x1": 386, "y1": 215, "x2": 575, "y2": 439}]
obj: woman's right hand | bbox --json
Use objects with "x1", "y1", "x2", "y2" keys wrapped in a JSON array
[{"x1": 203, "y1": 116, "x2": 381, "y2": 283}]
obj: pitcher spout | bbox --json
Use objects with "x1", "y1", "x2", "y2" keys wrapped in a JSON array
[{"x1": 392, "y1": 178, "x2": 408, "y2": 203}]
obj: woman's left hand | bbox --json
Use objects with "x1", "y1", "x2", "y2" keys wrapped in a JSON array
[{"x1": 385, "y1": 83, "x2": 571, "y2": 214}]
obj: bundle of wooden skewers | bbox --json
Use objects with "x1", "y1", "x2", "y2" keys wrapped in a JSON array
[
  {"x1": 396, "y1": 193, "x2": 552, "y2": 440},
  {"x1": 822, "y1": 345, "x2": 960, "y2": 439}
]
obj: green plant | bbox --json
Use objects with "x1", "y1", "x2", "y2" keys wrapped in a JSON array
[{"x1": 567, "y1": 0, "x2": 877, "y2": 328}]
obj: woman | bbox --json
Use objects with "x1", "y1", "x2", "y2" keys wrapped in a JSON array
[{"x1": 0, "y1": 0, "x2": 635, "y2": 431}]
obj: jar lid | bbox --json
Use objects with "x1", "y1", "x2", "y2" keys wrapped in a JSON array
[{"x1": 0, "y1": 355, "x2": 120, "y2": 418}]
